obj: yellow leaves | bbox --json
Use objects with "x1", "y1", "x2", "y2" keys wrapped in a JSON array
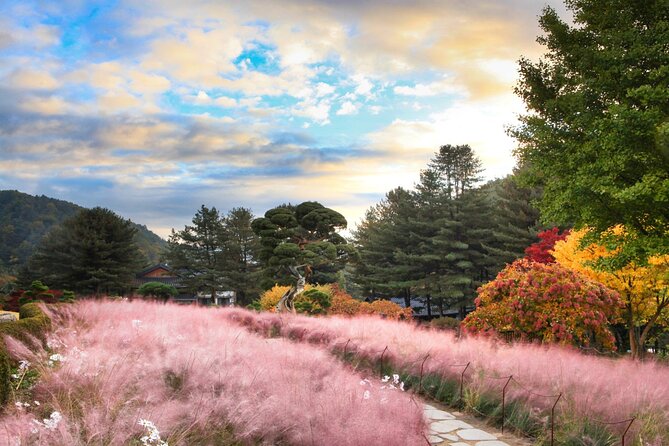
[{"x1": 553, "y1": 228, "x2": 667, "y2": 325}]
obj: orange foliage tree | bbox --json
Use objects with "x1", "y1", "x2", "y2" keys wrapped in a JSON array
[
  {"x1": 463, "y1": 259, "x2": 622, "y2": 350},
  {"x1": 553, "y1": 228, "x2": 669, "y2": 359},
  {"x1": 260, "y1": 284, "x2": 412, "y2": 320}
]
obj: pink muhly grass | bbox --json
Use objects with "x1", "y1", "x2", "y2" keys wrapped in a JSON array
[
  {"x1": 222, "y1": 308, "x2": 669, "y2": 442},
  {"x1": 0, "y1": 300, "x2": 426, "y2": 445}
]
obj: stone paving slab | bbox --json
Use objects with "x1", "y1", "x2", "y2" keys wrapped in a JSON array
[{"x1": 424, "y1": 403, "x2": 513, "y2": 446}]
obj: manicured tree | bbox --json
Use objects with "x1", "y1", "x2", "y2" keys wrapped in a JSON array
[
  {"x1": 524, "y1": 227, "x2": 570, "y2": 264},
  {"x1": 511, "y1": 0, "x2": 669, "y2": 264},
  {"x1": 463, "y1": 259, "x2": 623, "y2": 350},
  {"x1": 553, "y1": 228, "x2": 669, "y2": 358},
  {"x1": 251, "y1": 201, "x2": 354, "y2": 288},
  {"x1": 24, "y1": 208, "x2": 143, "y2": 295},
  {"x1": 137, "y1": 282, "x2": 178, "y2": 303}
]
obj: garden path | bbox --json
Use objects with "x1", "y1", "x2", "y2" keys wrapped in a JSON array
[{"x1": 424, "y1": 402, "x2": 532, "y2": 446}]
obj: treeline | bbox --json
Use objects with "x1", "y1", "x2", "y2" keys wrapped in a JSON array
[
  {"x1": 0, "y1": 190, "x2": 166, "y2": 273},
  {"x1": 352, "y1": 144, "x2": 541, "y2": 316}
]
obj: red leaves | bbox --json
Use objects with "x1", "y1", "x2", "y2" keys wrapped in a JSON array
[
  {"x1": 524, "y1": 227, "x2": 570, "y2": 264},
  {"x1": 463, "y1": 259, "x2": 622, "y2": 350}
]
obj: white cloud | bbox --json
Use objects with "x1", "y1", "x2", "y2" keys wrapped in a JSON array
[
  {"x1": 215, "y1": 96, "x2": 238, "y2": 108},
  {"x1": 315, "y1": 82, "x2": 336, "y2": 97},
  {"x1": 336, "y1": 101, "x2": 358, "y2": 116},
  {"x1": 393, "y1": 76, "x2": 463, "y2": 97},
  {"x1": 352, "y1": 74, "x2": 374, "y2": 98}
]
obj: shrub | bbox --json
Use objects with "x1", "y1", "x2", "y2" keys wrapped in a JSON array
[
  {"x1": 137, "y1": 282, "x2": 178, "y2": 303},
  {"x1": 463, "y1": 259, "x2": 623, "y2": 350},
  {"x1": 429, "y1": 316, "x2": 460, "y2": 331},
  {"x1": 0, "y1": 303, "x2": 52, "y2": 406}
]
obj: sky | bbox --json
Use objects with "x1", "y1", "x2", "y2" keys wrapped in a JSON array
[{"x1": 0, "y1": 0, "x2": 566, "y2": 238}]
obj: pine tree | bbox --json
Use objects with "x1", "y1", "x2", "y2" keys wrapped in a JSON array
[
  {"x1": 222, "y1": 207, "x2": 261, "y2": 305},
  {"x1": 166, "y1": 205, "x2": 227, "y2": 301},
  {"x1": 23, "y1": 207, "x2": 143, "y2": 295}
]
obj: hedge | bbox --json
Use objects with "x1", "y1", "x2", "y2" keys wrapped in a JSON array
[{"x1": 0, "y1": 303, "x2": 52, "y2": 406}]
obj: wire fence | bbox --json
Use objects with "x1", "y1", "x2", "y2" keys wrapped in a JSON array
[
  {"x1": 234, "y1": 318, "x2": 642, "y2": 446},
  {"x1": 336, "y1": 341, "x2": 638, "y2": 446}
]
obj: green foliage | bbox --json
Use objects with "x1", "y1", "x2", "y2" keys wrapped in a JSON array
[
  {"x1": 352, "y1": 145, "x2": 540, "y2": 315},
  {"x1": 138, "y1": 282, "x2": 178, "y2": 302},
  {"x1": 166, "y1": 206, "x2": 261, "y2": 304},
  {"x1": 429, "y1": 316, "x2": 460, "y2": 331},
  {"x1": 0, "y1": 302, "x2": 51, "y2": 406},
  {"x1": 0, "y1": 190, "x2": 166, "y2": 272},
  {"x1": 294, "y1": 288, "x2": 332, "y2": 314},
  {"x1": 252, "y1": 201, "x2": 354, "y2": 287},
  {"x1": 511, "y1": 0, "x2": 669, "y2": 264},
  {"x1": 21, "y1": 207, "x2": 144, "y2": 295}
]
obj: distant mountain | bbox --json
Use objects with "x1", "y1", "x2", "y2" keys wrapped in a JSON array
[{"x1": 0, "y1": 190, "x2": 166, "y2": 272}]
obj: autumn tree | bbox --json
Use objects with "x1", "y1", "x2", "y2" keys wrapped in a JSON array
[
  {"x1": 251, "y1": 201, "x2": 354, "y2": 287},
  {"x1": 511, "y1": 0, "x2": 669, "y2": 265},
  {"x1": 463, "y1": 259, "x2": 622, "y2": 350},
  {"x1": 553, "y1": 228, "x2": 669, "y2": 359},
  {"x1": 524, "y1": 227, "x2": 570, "y2": 264}
]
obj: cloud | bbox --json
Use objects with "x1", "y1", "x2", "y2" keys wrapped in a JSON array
[
  {"x1": 0, "y1": 0, "x2": 570, "y2": 236},
  {"x1": 4, "y1": 69, "x2": 61, "y2": 90},
  {"x1": 336, "y1": 100, "x2": 358, "y2": 116},
  {"x1": 393, "y1": 76, "x2": 463, "y2": 97}
]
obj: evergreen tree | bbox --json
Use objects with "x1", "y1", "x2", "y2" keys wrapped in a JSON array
[
  {"x1": 251, "y1": 201, "x2": 354, "y2": 288},
  {"x1": 222, "y1": 207, "x2": 261, "y2": 305},
  {"x1": 352, "y1": 187, "x2": 420, "y2": 305},
  {"x1": 22, "y1": 207, "x2": 143, "y2": 295},
  {"x1": 166, "y1": 205, "x2": 227, "y2": 301}
]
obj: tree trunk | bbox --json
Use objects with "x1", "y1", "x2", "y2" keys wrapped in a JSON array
[{"x1": 426, "y1": 295, "x2": 432, "y2": 318}]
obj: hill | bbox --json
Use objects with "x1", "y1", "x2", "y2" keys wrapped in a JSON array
[{"x1": 0, "y1": 190, "x2": 166, "y2": 271}]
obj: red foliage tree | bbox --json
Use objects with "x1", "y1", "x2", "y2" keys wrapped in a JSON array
[
  {"x1": 524, "y1": 227, "x2": 570, "y2": 263},
  {"x1": 462, "y1": 259, "x2": 622, "y2": 350}
]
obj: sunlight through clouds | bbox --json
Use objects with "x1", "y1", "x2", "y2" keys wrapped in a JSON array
[{"x1": 0, "y1": 0, "x2": 567, "y2": 236}]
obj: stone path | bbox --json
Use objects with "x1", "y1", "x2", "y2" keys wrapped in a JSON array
[{"x1": 423, "y1": 403, "x2": 531, "y2": 446}]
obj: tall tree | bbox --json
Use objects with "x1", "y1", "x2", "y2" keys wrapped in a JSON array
[
  {"x1": 511, "y1": 0, "x2": 669, "y2": 264},
  {"x1": 22, "y1": 207, "x2": 143, "y2": 295},
  {"x1": 251, "y1": 201, "x2": 354, "y2": 288},
  {"x1": 166, "y1": 205, "x2": 227, "y2": 301},
  {"x1": 222, "y1": 207, "x2": 261, "y2": 305}
]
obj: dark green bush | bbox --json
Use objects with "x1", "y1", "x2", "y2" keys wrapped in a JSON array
[
  {"x1": 0, "y1": 303, "x2": 52, "y2": 406},
  {"x1": 429, "y1": 316, "x2": 461, "y2": 331}
]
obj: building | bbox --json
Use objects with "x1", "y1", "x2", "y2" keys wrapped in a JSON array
[
  {"x1": 388, "y1": 297, "x2": 474, "y2": 320},
  {"x1": 134, "y1": 264, "x2": 235, "y2": 306}
]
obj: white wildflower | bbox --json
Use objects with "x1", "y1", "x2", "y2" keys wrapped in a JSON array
[
  {"x1": 132, "y1": 320, "x2": 143, "y2": 329},
  {"x1": 32, "y1": 411, "x2": 62, "y2": 432},
  {"x1": 43, "y1": 412, "x2": 62, "y2": 430},
  {"x1": 392, "y1": 374, "x2": 400, "y2": 385},
  {"x1": 34, "y1": 401, "x2": 40, "y2": 406},
  {"x1": 400, "y1": 382, "x2": 405, "y2": 391},
  {"x1": 381, "y1": 375, "x2": 390, "y2": 383},
  {"x1": 18, "y1": 360, "x2": 30, "y2": 371},
  {"x1": 363, "y1": 390, "x2": 371, "y2": 400},
  {"x1": 138, "y1": 419, "x2": 168, "y2": 446}
]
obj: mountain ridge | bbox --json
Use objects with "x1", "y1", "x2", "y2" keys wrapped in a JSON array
[{"x1": 0, "y1": 189, "x2": 166, "y2": 272}]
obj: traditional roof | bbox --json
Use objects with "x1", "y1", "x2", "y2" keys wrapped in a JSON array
[{"x1": 136, "y1": 263, "x2": 173, "y2": 278}]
